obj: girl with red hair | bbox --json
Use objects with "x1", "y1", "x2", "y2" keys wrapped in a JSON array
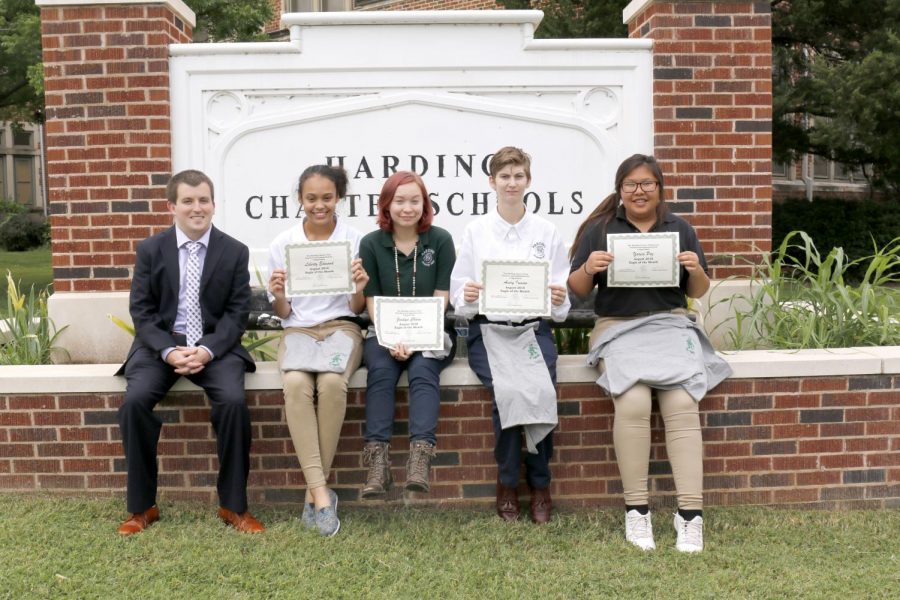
[{"x1": 357, "y1": 171, "x2": 456, "y2": 498}]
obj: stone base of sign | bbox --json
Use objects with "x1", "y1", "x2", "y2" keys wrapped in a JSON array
[{"x1": 48, "y1": 292, "x2": 133, "y2": 364}]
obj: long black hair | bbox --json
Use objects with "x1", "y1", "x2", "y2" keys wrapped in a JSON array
[{"x1": 569, "y1": 154, "x2": 668, "y2": 259}]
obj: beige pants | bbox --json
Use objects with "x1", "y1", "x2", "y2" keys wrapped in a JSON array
[
  {"x1": 590, "y1": 311, "x2": 703, "y2": 510},
  {"x1": 278, "y1": 321, "x2": 364, "y2": 490}
]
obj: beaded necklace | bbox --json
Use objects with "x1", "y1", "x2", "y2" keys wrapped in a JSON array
[{"x1": 393, "y1": 243, "x2": 417, "y2": 296}]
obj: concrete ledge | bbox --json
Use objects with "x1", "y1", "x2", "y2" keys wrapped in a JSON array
[{"x1": 2, "y1": 347, "x2": 897, "y2": 394}]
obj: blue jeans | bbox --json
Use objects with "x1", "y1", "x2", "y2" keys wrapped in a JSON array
[
  {"x1": 467, "y1": 318, "x2": 557, "y2": 490},
  {"x1": 363, "y1": 336, "x2": 455, "y2": 445}
]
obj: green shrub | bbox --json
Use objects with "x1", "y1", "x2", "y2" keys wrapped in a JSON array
[
  {"x1": 0, "y1": 271, "x2": 68, "y2": 365},
  {"x1": 0, "y1": 213, "x2": 48, "y2": 251},
  {"x1": 713, "y1": 231, "x2": 900, "y2": 350},
  {"x1": 773, "y1": 197, "x2": 900, "y2": 281}
]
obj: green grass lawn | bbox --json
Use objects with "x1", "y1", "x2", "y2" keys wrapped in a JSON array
[
  {"x1": 0, "y1": 494, "x2": 896, "y2": 599},
  {"x1": 0, "y1": 247, "x2": 53, "y2": 317}
]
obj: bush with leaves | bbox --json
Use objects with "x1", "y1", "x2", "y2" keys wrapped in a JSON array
[
  {"x1": 774, "y1": 197, "x2": 900, "y2": 282},
  {"x1": 1, "y1": 271, "x2": 67, "y2": 365},
  {"x1": 0, "y1": 213, "x2": 47, "y2": 251},
  {"x1": 713, "y1": 231, "x2": 900, "y2": 350}
]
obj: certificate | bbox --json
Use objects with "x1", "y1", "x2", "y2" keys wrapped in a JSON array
[
  {"x1": 607, "y1": 232, "x2": 680, "y2": 287},
  {"x1": 284, "y1": 240, "x2": 354, "y2": 297},
  {"x1": 373, "y1": 296, "x2": 445, "y2": 352},
  {"x1": 478, "y1": 260, "x2": 551, "y2": 317}
]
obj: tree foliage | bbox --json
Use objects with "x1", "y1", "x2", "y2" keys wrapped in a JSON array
[
  {"x1": 497, "y1": 0, "x2": 628, "y2": 39},
  {"x1": 0, "y1": 0, "x2": 274, "y2": 124},
  {"x1": 773, "y1": 0, "x2": 900, "y2": 190},
  {"x1": 0, "y1": 0, "x2": 43, "y2": 122},
  {"x1": 189, "y1": 0, "x2": 274, "y2": 43}
]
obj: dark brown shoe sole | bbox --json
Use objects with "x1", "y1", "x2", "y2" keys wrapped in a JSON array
[
  {"x1": 361, "y1": 478, "x2": 393, "y2": 499},
  {"x1": 404, "y1": 481, "x2": 430, "y2": 493}
]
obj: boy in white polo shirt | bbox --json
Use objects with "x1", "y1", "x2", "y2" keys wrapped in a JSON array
[{"x1": 450, "y1": 146, "x2": 570, "y2": 524}]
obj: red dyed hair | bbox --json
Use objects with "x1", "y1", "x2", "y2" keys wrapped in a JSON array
[{"x1": 376, "y1": 170, "x2": 433, "y2": 233}]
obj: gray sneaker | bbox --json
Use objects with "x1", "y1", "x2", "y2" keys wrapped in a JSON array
[
  {"x1": 300, "y1": 500, "x2": 315, "y2": 530},
  {"x1": 315, "y1": 489, "x2": 340, "y2": 537}
]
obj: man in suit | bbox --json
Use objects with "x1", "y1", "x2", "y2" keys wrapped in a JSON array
[{"x1": 115, "y1": 169, "x2": 264, "y2": 535}]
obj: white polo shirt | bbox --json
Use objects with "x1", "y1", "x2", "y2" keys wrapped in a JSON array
[
  {"x1": 267, "y1": 218, "x2": 363, "y2": 328},
  {"x1": 450, "y1": 209, "x2": 571, "y2": 323}
]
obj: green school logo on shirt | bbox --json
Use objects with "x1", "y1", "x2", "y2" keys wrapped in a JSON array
[
  {"x1": 685, "y1": 337, "x2": 696, "y2": 355},
  {"x1": 330, "y1": 352, "x2": 345, "y2": 369},
  {"x1": 527, "y1": 343, "x2": 540, "y2": 360}
]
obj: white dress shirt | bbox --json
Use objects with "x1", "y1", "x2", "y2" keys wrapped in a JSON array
[
  {"x1": 267, "y1": 218, "x2": 363, "y2": 328},
  {"x1": 162, "y1": 225, "x2": 213, "y2": 360},
  {"x1": 450, "y1": 209, "x2": 571, "y2": 323}
]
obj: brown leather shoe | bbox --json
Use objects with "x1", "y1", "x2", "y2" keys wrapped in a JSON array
[
  {"x1": 530, "y1": 487, "x2": 552, "y2": 525},
  {"x1": 496, "y1": 481, "x2": 520, "y2": 522},
  {"x1": 117, "y1": 506, "x2": 160, "y2": 535},
  {"x1": 217, "y1": 507, "x2": 265, "y2": 534}
]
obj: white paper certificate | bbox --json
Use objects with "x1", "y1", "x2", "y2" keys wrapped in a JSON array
[
  {"x1": 478, "y1": 260, "x2": 551, "y2": 317},
  {"x1": 373, "y1": 296, "x2": 445, "y2": 351},
  {"x1": 607, "y1": 232, "x2": 680, "y2": 287},
  {"x1": 284, "y1": 240, "x2": 354, "y2": 297}
]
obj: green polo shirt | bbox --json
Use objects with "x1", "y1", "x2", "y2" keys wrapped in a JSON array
[{"x1": 360, "y1": 226, "x2": 455, "y2": 297}]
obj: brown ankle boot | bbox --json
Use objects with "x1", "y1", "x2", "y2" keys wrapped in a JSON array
[
  {"x1": 405, "y1": 440, "x2": 436, "y2": 493},
  {"x1": 361, "y1": 441, "x2": 392, "y2": 499}
]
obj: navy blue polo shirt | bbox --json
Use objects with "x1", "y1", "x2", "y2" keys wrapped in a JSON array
[{"x1": 569, "y1": 205, "x2": 708, "y2": 317}]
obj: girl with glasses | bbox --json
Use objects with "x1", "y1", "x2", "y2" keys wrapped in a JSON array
[{"x1": 568, "y1": 154, "x2": 730, "y2": 553}]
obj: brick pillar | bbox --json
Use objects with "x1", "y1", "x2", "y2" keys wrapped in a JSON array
[
  {"x1": 39, "y1": 0, "x2": 194, "y2": 293},
  {"x1": 37, "y1": 0, "x2": 194, "y2": 362},
  {"x1": 624, "y1": 0, "x2": 772, "y2": 278}
]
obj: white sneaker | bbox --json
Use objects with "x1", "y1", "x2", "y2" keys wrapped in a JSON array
[
  {"x1": 625, "y1": 509, "x2": 656, "y2": 550},
  {"x1": 674, "y1": 513, "x2": 704, "y2": 553}
]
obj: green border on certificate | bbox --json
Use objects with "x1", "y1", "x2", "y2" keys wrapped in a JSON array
[
  {"x1": 606, "y1": 232, "x2": 680, "y2": 287},
  {"x1": 373, "y1": 296, "x2": 445, "y2": 352},
  {"x1": 478, "y1": 259, "x2": 551, "y2": 317},
  {"x1": 284, "y1": 240, "x2": 354, "y2": 297}
]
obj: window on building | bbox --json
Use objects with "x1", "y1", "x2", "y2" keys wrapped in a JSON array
[
  {"x1": 284, "y1": 0, "x2": 350, "y2": 11},
  {"x1": 813, "y1": 155, "x2": 830, "y2": 179},
  {"x1": 353, "y1": 0, "x2": 383, "y2": 6},
  {"x1": 12, "y1": 129, "x2": 32, "y2": 148},
  {"x1": 772, "y1": 161, "x2": 789, "y2": 178},
  {"x1": 14, "y1": 156, "x2": 34, "y2": 205},
  {"x1": 833, "y1": 161, "x2": 851, "y2": 181}
]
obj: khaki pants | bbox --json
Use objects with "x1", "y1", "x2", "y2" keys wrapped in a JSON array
[
  {"x1": 590, "y1": 310, "x2": 703, "y2": 510},
  {"x1": 278, "y1": 321, "x2": 364, "y2": 490}
]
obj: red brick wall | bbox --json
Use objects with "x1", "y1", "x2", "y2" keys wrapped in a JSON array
[
  {"x1": 1, "y1": 378, "x2": 897, "y2": 508},
  {"x1": 627, "y1": 1, "x2": 773, "y2": 278},
  {"x1": 40, "y1": 4, "x2": 192, "y2": 292}
]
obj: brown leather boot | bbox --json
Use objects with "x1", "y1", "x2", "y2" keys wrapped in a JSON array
[
  {"x1": 496, "y1": 480, "x2": 520, "y2": 522},
  {"x1": 530, "y1": 487, "x2": 552, "y2": 524},
  {"x1": 405, "y1": 440, "x2": 436, "y2": 493},
  {"x1": 361, "y1": 441, "x2": 392, "y2": 499}
]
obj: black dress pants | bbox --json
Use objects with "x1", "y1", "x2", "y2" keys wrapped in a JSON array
[{"x1": 118, "y1": 345, "x2": 251, "y2": 514}]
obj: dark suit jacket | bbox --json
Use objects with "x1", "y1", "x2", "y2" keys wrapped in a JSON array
[{"x1": 116, "y1": 225, "x2": 256, "y2": 375}]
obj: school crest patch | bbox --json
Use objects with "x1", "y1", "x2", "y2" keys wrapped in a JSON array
[
  {"x1": 421, "y1": 248, "x2": 436, "y2": 266},
  {"x1": 531, "y1": 242, "x2": 546, "y2": 260}
]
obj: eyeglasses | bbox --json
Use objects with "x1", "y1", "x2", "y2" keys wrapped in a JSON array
[{"x1": 621, "y1": 181, "x2": 659, "y2": 193}]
